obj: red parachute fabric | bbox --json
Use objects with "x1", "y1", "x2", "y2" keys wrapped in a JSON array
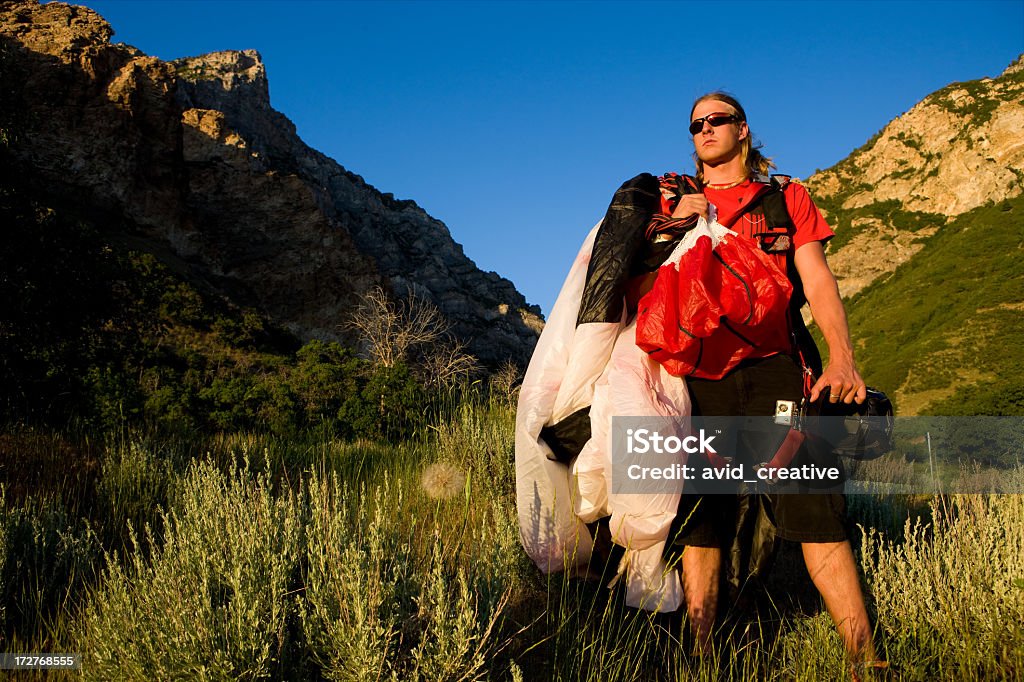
[{"x1": 635, "y1": 219, "x2": 793, "y2": 380}]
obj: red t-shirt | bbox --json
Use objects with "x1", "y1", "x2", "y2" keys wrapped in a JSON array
[
  {"x1": 703, "y1": 179, "x2": 834, "y2": 275},
  {"x1": 655, "y1": 175, "x2": 834, "y2": 277}
]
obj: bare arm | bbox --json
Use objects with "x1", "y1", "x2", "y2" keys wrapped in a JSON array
[{"x1": 794, "y1": 242, "x2": 866, "y2": 404}]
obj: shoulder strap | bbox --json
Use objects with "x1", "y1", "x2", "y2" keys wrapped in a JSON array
[
  {"x1": 759, "y1": 174, "x2": 825, "y2": 377},
  {"x1": 761, "y1": 175, "x2": 793, "y2": 230}
]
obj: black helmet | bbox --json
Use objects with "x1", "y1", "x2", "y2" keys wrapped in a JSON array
[{"x1": 801, "y1": 388, "x2": 895, "y2": 460}]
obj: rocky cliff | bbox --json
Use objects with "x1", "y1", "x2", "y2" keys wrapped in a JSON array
[
  {"x1": 0, "y1": 1, "x2": 543, "y2": 366},
  {"x1": 805, "y1": 55, "x2": 1024, "y2": 298}
]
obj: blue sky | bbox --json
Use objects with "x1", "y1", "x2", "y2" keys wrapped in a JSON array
[{"x1": 77, "y1": 1, "x2": 1023, "y2": 315}]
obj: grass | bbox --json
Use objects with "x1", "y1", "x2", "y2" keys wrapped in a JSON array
[
  {"x1": 0, "y1": 398, "x2": 1022, "y2": 679},
  {"x1": 862, "y1": 487, "x2": 1024, "y2": 680},
  {"x1": 813, "y1": 192, "x2": 1024, "y2": 416}
]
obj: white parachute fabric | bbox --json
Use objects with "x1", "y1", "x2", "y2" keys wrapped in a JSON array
[
  {"x1": 514, "y1": 224, "x2": 602, "y2": 573},
  {"x1": 572, "y1": 314, "x2": 689, "y2": 611},
  {"x1": 576, "y1": 316, "x2": 690, "y2": 545},
  {"x1": 515, "y1": 221, "x2": 692, "y2": 612}
]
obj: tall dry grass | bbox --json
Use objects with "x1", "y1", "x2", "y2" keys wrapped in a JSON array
[
  {"x1": 0, "y1": 396, "x2": 1020, "y2": 679},
  {"x1": 861, "y1": 483, "x2": 1024, "y2": 680}
]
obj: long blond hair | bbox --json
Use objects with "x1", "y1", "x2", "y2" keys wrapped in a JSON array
[{"x1": 690, "y1": 91, "x2": 774, "y2": 184}]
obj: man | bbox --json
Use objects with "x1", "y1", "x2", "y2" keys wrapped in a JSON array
[{"x1": 658, "y1": 92, "x2": 880, "y2": 669}]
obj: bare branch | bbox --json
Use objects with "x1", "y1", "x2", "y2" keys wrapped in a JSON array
[
  {"x1": 345, "y1": 286, "x2": 454, "y2": 369},
  {"x1": 345, "y1": 287, "x2": 400, "y2": 366},
  {"x1": 488, "y1": 360, "x2": 522, "y2": 407},
  {"x1": 421, "y1": 337, "x2": 481, "y2": 390}
]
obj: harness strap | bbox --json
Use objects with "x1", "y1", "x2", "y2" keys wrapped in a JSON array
[
  {"x1": 787, "y1": 306, "x2": 818, "y2": 398},
  {"x1": 702, "y1": 422, "x2": 808, "y2": 475},
  {"x1": 754, "y1": 427, "x2": 807, "y2": 481}
]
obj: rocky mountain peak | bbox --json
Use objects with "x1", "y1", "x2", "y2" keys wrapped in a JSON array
[
  {"x1": 171, "y1": 48, "x2": 301, "y2": 170},
  {"x1": 0, "y1": 0, "x2": 543, "y2": 366},
  {"x1": 1001, "y1": 53, "x2": 1024, "y2": 77},
  {"x1": 174, "y1": 49, "x2": 270, "y2": 108},
  {"x1": 1, "y1": 1, "x2": 112, "y2": 59},
  {"x1": 804, "y1": 55, "x2": 1024, "y2": 298}
]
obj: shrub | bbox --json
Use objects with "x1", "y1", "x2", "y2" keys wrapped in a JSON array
[
  {"x1": 300, "y1": 475, "x2": 412, "y2": 681},
  {"x1": 211, "y1": 311, "x2": 268, "y2": 349},
  {"x1": 289, "y1": 340, "x2": 364, "y2": 431},
  {"x1": 159, "y1": 282, "x2": 210, "y2": 328},
  {"x1": 338, "y1": 363, "x2": 427, "y2": 442},
  {"x1": 487, "y1": 361, "x2": 522, "y2": 409},
  {"x1": 861, "y1": 483, "x2": 1024, "y2": 678},
  {"x1": 84, "y1": 364, "x2": 144, "y2": 431},
  {"x1": 406, "y1": 535, "x2": 493, "y2": 682},
  {"x1": 430, "y1": 399, "x2": 516, "y2": 498},
  {"x1": 300, "y1": 474, "x2": 512, "y2": 681},
  {"x1": 0, "y1": 489, "x2": 99, "y2": 645},
  {"x1": 79, "y1": 460, "x2": 302, "y2": 680},
  {"x1": 95, "y1": 441, "x2": 175, "y2": 554}
]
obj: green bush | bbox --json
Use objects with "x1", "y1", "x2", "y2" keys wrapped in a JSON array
[
  {"x1": 301, "y1": 472, "x2": 513, "y2": 682},
  {"x1": 84, "y1": 364, "x2": 144, "y2": 431},
  {"x1": 289, "y1": 340, "x2": 364, "y2": 431},
  {"x1": 78, "y1": 453, "x2": 515, "y2": 680},
  {"x1": 0, "y1": 490, "x2": 99, "y2": 645},
  {"x1": 211, "y1": 311, "x2": 268, "y2": 349},
  {"x1": 79, "y1": 460, "x2": 303, "y2": 680},
  {"x1": 141, "y1": 363, "x2": 202, "y2": 433},
  {"x1": 159, "y1": 282, "x2": 210, "y2": 328},
  {"x1": 339, "y1": 363, "x2": 427, "y2": 442},
  {"x1": 861, "y1": 487, "x2": 1024, "y2": 678},
  {"x1": 300, "y1": 475, "x2": 413, "y2": 680}
]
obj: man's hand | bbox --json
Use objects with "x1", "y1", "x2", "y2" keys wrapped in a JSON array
[
  {"x1": 794, "y1": 242, "x2": 866, "y2": 405},
  {"x1": 672, "y1": 194, "x2": 709, "y2": 221},
  {"x1": 810, "y1": 357, "x2": 867, "y2": 404}
]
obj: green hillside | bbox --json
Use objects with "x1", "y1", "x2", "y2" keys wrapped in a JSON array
[
  {"x1": 839, "y1": 194, "x2": 1024, "y2": 415},
  {"x1": 801, "y1": 58, "x2": 1024, "y2": 416}
]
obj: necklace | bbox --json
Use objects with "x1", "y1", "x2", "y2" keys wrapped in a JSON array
[{"x1": 704, "y1": 176, "x2": 747, "y2": 190}]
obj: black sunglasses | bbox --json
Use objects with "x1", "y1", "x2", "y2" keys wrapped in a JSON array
[{"x1": 688, "y1": 113, "x2": 741, "y2": 136}]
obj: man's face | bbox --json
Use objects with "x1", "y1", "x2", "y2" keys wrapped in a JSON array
[{"x1": 690, "y1": 99, "x2": 749, "y2": 166}]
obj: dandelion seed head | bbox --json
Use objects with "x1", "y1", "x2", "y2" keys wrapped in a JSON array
[{"x1": 421, "y1": 461, "x2": 466, "y2": 500}]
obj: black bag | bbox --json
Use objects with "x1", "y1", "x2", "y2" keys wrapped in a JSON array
[{"x1": 800, "y1": 388, "x2": 895, "y2": 460}]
